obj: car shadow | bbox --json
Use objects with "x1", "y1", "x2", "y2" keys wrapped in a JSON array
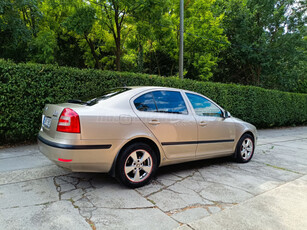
[
  {"x1": 63, "y1": 156, "x2": 234, "y2": 189},
  {"x1": 156, "y1": 156, "x2": 233, "y2": 177}
]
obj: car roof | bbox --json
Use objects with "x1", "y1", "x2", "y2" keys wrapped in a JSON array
[
  {"x1": 127, "y1": 86, "x2": 182, "y2": 92},
  {"x1": 99, "y1": 86, "x2": 183, "y2": 105},
  {"x1": 122, "y1": 86, "x2": 207, "y2": 98},
  {"x1": 127, "y1": 86, "x2": 205, "y2": 95}
]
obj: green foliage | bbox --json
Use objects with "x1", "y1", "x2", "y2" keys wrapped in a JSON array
[
  {"x1": 1, "y1": 0, "x2": 305, "y2": 94},
  {"x1": 63, "y1": 6, "x2": 96, "y2": 36},
  {"x1": 213, "y1": 0, "x2": 307, "y2": 93},
  {"x1": 0, "y1": 0, "x2": 32, "y2": 61},
  {"x1": 1, "y1": 59, "x2": 306, "y2": 144},
  {"x1": 184, "y1": 0, "x2": 228, "y2": 80},
  {"x1": 29, "y1": 29, "x2": 58, "y2": 63}
]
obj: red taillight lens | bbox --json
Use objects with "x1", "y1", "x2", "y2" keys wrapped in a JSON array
[{"x1": 57, "y1": 108, "x2": 80, "y2": 133}]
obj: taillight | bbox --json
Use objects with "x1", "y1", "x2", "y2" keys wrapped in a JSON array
[{"x1": 57, "y1": 108, "x2": 80, "y2": 133}]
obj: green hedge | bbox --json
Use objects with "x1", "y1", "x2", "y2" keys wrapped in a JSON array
[{"x1": 1, "y1": 59, "x2": 307, "y2": 144}]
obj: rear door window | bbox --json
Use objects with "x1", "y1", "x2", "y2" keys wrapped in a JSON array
[
  {"x1": 134, "y1": 90, "x2": 188, "y2": 114},
  {"x1": 152, "y1": 91, "x2": 188, "y2": 114}
]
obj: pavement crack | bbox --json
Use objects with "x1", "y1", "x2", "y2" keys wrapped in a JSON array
[
  {"x1": 53, "y1": 177, "x2": 61, "y2": 200},
  {"x1": 53, "y1": 174, "x2": 97, "y2": 230},
  {"x1": 1, "y1": 201, "x2": 58, "y2": 210},
  {"x1": 94, "y1": 206, "x2": 157, "y2": 210},
  {"x1": 165, "y1": 204, "x2": 211, "y2": 215},
  {"x1": 187, "y1": 224, "x2": 196, "y2": 230},
  {"x1": 135, "y1": 188, "x2": 185, "y2": 226},
  {"x1": 86, "y1": 219, "x2": 96, "y2": 230},
  {"x1": 194, "y1": 186, "x2": 238, "y2": 208},
  {"x1": 144, "y1": 170, "x2": 198, "y2": 198},
  {"x1": 196, "y1": 168, "x2": 263, "y2": 196}
]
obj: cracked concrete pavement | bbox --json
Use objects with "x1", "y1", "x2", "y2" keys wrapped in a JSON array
[{"x1": 0, "y1": 126, "x2": 307, "y2": 229}]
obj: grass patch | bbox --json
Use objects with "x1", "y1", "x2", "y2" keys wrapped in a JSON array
[
  {"x1": 147, "y1": 199, "x2": 156, "y2": 205},
  {"x1": 265, "y1": 163, "x2": 301, "y2": 174}
]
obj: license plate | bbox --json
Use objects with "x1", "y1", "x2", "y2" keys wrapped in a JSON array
[{"x1": 43, "y1": 116, "x2": 52, "y2": 129}]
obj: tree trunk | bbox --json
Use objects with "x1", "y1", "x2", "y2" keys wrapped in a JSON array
[
  {"x1": 170, "y1": 63, "x2": 174, "y2": 76},
  {"x1": 84, "y1": 34, "x2": 101, "y2": 69},
  {"x1": 256, "y1": 66, "x2": 261, "y2": 85},
  {"x1": 137, "y1": 42, "x2": 144, "y2": 72},
  {"x1": 154, "y1": 51, "x2": 160, "y2": 76},
  {"x1": 115, "y1": 38, "x2": 121, "y2": 71},
  {"x1": 30, "y1": 8, "x2": 37, "y2": 37},
  {"x1": 115, "y1": 6, "x2": 121, "y2": 71}
]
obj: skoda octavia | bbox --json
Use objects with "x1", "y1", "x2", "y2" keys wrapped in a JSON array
[{"x1": 38, "y1": 86, "x2": 257, "y2": 188}]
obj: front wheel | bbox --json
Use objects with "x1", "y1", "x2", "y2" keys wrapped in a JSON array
[
  {"x1": 116, "y1": 143, "x2": 158, "y2": 188},
  {"x1": 234, "y1": 134, "x2": 255, "y2": 163}
]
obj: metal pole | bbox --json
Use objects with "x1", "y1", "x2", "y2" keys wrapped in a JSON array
[{"x1": 179, "y1": 0, "x2": 184, "y2": 79}]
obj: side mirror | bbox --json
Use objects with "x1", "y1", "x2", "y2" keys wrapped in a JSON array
[{"x1": 223, "y1": 111, "x2": 231, "y2": 118}]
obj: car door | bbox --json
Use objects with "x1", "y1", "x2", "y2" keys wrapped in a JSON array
[
  {"x1": 185, "y1": 92, "x2": 236, "y2": 157},
  {"x1": 132, "y1": 90, "x2": 198, "y2": 159}
]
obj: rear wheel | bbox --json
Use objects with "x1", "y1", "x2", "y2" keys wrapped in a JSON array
[
  {"x1": 117, "y1": 143, "x2": 158, "y2": 188},
  {"x1": 234, "y1": 134, "x2": 255, "y2": 163}
]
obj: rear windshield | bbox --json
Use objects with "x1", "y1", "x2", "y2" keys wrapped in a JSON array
[
  {"x1": 68, "y1": 87, "x2": 131, "y2": 106},
  {"x1": 97, "y1": 87, "x2": 131, "y2": 100}
]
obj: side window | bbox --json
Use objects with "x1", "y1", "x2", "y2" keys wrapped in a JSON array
[
  {"x1": 152, "y1": 91, "x2": 188, "y2": 114},
  {"x1": 134, "y1": 92, "x2": 157, "y2": 112},
  {"x1": 186, "y1": 93, "x2": 222, "y2": 117}
]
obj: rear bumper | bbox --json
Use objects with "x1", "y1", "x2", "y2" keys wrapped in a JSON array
[
  {"x1": 38, "y1": 135, "x2": 112, "y2": 150},
  {"x1": 38, "y1": 135, "x2": 115, "y2": 172}
]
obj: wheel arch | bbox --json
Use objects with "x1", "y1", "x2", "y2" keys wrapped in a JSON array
[
  {"x1": 108, "y1": 137, "x2": 162, "y2": 177},
  {"x1": 243, "y1": 131, "x2": 255, "y2": 141}
]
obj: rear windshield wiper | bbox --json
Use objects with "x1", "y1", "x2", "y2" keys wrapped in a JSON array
[
  {"x1": 67, "y1": 99, "x2": 85, "y2": 104},
  {"x1": 86, "y1": 98, "x2": 97, "y2": 106},
  {"x1": 67, "y1": 98, "x2": 98, "y2": 106}
]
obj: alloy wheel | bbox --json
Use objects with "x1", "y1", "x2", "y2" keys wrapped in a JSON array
[
  {"x1": 124, "y1": 149, "x2": 153, "y2": 182},
  {"x1": 240, "y1": 138, "x2": 254, "y2": 160}
]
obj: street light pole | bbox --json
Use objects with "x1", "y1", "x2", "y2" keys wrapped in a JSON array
[{"x1": 179, "y1": 0, "x2": 184, "y2": 79}]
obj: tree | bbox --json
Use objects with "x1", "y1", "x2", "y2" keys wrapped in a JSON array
[
  {"x1": 184, "y1": 0, "x2": 228, "y2": 80},
  {"x1": 38, "y1": 0, "x2": 86, "y2": 67},
  {"x1": 0, "y1": 0, "x2": 305, "y2": 93},
  {"x1": 30, "y1": 29, "x2": 58, "y2": 63},
  {"x1": 142, "y1": 0, "x2": 228, "y2": 79},
  {"x1": 213, "y1": 0, "x2": 307, "y2": 93},
  {"x1": 88, "y1": 0, "x2": 132, "y2": 71},
  {"x1": 0, "y1": 0, "x2": 34, "y2": 61},
  {"x1": 63, "y1": 6, "x2": 102, "y2": 68}
]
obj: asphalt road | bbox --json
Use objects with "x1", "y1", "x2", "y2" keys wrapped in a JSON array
[{"x1": 0, "y1": 126, "x2": 307, "y2": 230}]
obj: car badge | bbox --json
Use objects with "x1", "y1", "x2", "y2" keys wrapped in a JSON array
[{"x1": 53, "y1": 111, "x2": 59, "y2": 117}]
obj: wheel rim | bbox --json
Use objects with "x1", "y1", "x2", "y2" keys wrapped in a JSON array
[
  {"x1": 124, "y1": 149, "x2": 153, "y2": 183},
  {"x1": 240, "y1": 138, "x2": 254, "y2": 160}
]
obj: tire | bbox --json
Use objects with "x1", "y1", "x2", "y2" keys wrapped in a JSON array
[
  {"x1": 116, "y1": 142, "x2": 158, "y2": 188},
  {"x1": 234, "y1": 134, "x2": 255, "y2": 163}
]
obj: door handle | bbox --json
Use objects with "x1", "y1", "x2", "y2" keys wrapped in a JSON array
[
  {"x1": 149, "y1": 120, "x2": 160, "y2": 125},
  {"x1": 199, "y1": 121, "x2": 207, "y2": 126}
]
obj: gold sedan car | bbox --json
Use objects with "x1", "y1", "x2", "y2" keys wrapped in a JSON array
[{"x1": 38, "y1": 86, "x2": 257, "y2": 188}]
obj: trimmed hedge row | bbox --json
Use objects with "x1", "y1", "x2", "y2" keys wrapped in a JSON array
[{"x1": 1, "y1": 59, "x2": 307, "y2": 144}]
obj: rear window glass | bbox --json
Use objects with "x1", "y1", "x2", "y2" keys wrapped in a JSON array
[
  {"x1": 69, "y1": 87, "x2": 131, "y2": 106},
  {"x1": 152, "y1": 91, "x2": 188, "y2": 114},
  {"x1": 134, "y1": 90, "x2": 188, "y2": 114},
  {"x1": 96, "y1": 88, "x2": 131, "y2": 101},
  {"x1": 134, "y1": 92, "x2": 157, "y2": 112}
]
